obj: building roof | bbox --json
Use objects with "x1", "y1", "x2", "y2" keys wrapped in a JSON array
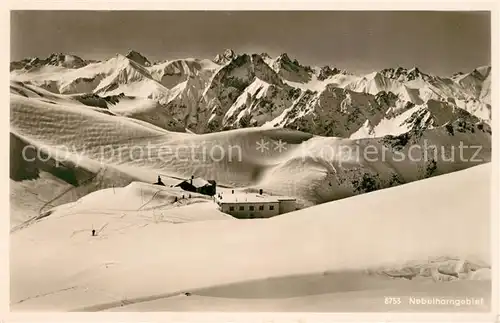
[
  {"x1": 177, "y1": 177, "x2": 212, "y2": 188},
  {"x1": 217, "y1": 193, "x2": 295, "y2": 204},
  {"x1": 276, "y1": 196, "x2": 297, "y2": 201},
  {"x1": 191, "y1": 177, "x2": 210, "y2": 188}
]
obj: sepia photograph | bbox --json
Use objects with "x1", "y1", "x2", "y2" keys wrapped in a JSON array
[{"x1": 8, "y1": 9, "x2": 494, "y2": 313}]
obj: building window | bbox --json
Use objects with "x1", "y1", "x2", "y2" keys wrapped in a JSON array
[
  {"x1": 229, "y1": 206, "x2": 234, "y2": 211},
  {"x1": 259, "y1": 205, "x2": 264, "y2": 210},
  {"x1": 249, "y1": 206, "x2": 255, "y2": 211},
  {"x1": 239, "y1": 205, "x2": 244, "y2": 211},
  {"x1": 269, "y1": 205, "x2": 274, "y2": 210}
]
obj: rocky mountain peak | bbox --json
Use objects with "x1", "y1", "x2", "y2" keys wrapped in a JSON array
[
  {"x1": 317, "y1": 65, "x2": 341, "y2": 81},
  {"x1": 273, "y1": 53, "x2": 313, "y2": 75},
  {"x1": 260, "y1": 52, "x2": 272, "y2": 59},
  {"x1": 276, "y1": 52, "x2": 292, "y2": 63},
  {"x1": 125, "y1": 50, "x2": 151, "y2": 67},
  {"x1": 10, "y1": 53, "x2": 88, "y2": 71},
  {"x1": 214, "y1": 48, "x2": 237, "y2": 65},
  {"x1": 380, "y1": 66, "x2": 428, "y2": 81}
]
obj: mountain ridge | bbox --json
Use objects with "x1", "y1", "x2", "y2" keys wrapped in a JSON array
[{"x1": 11, "y1": 49, "x2": 491, "y2": 138}]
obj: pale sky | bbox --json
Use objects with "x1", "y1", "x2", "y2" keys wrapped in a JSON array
[{"x1": 11, "y1": 11, "x2": 491, "y2": 76}]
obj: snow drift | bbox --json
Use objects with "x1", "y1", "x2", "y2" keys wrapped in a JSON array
[{"x1": 10, "y1": 89, "x2": 491, "y2": 218}]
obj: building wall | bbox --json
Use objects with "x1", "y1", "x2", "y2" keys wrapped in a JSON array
[
  {"x1": 197, "y1": 184, "x2": 216, "y2": 196},
  {"x1": 278, "y1": 200, "x2": 296, "y2": 214},
  {"x1": 176, "y1": 181, "x2": 197, "y2": 193},
  {"x1": 176, "y1": 181, "x2": 216, "y2": 196},
  {"x1": 220, "y1": 202, "x2": 280, "y2": 219}
]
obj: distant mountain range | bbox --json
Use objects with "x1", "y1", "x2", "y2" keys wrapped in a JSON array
[{"x1": 11, "y1": 49, "x2": 491, "y2": 138}]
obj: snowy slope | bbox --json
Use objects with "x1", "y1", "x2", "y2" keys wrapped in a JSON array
[
  {"x1": 10, "y1": 88, "x2": 491, "y2": 217},
  {"x1": 10, "y1": 164, "x2": 491, "y2": 311},
  {"x1": 10, "y1": 49, "x2": 492, "y2": 226},
  {"x1": 223, "y1": 77, "x2": 295, "y2": 129}
]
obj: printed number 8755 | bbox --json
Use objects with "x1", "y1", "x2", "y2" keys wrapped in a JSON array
[{"x1": 385, "y1": 297, "x2": 402, "y2": 305}]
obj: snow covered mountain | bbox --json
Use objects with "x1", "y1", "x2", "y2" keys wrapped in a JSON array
[
  {"x1": 10, "y1": 53, "x2": 89, "y2": 71},
  {"x1": 11, "y1": 49, "x2": 491, "y2": 138}
]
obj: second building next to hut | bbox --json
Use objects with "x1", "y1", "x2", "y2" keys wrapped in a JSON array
[{"x1": 175, "y1": 176, "x2": 217, "y2": 196}]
